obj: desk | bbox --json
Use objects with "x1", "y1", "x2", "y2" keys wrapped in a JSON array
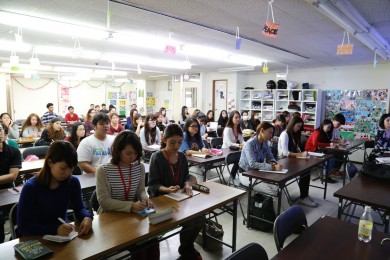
[
  {"x1": 243, "y1": 155, "x2": 333, "y2": 227},
  {"x1": 186, "y1": 148, "x2": 238, "y2": 182},
  {"x1": 0, "y1": 182, "x2": 245, "y2": 259},
  {"x1": 272, "y1": 216, "x2": 390, "y2": 260},
  {"x1": 334, "y1": 175, "x2": 390, "y2": 233},
  {"x1": 322, "y1": 139, "x2": 365, "y2": 186},
  {"x1": 20, "y1": 159, "x2": 44, "y2": 174},
  {"x1": 15, "y1": 138, "x2": 37, "y2": 148}
]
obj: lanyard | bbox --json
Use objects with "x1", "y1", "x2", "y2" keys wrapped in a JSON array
[
  {"x1": 163, "y1": 150, "x2": 180, "y2": 185},
  {"x1": 117, "y1": 164, "x2": 132, "y2": 201}
]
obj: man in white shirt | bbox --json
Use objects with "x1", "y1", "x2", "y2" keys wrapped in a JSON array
[{"x1": 77, "y1": 113, "x2": 115, "y2": 173}]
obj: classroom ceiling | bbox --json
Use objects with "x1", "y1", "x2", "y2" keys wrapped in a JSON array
[{"x1": 0, "y1": 0, "x2": 389, "y2": 79}]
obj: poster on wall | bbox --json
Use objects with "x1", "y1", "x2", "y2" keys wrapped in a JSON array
[
  {"x1": 119, "y1": 106, "x2": 126, "y2": 116},
  {"x1": 325, "y1": 89, "x2": 388, "y2": 140},
  {"x1": 60, "y1": 87, "x2": 70, "y2": 115},
  {"x1": 110, "y1": 100, "x2": 117, "y2": 105},
  {"x1": 108, "y1": 92, "x2": 118, "y2": 99}
]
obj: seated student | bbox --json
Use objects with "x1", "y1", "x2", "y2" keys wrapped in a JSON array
[
  {"x1": 222, "y1": 110, "x2": 245, "y2": 148},
  {"x1": 2, "y1": 123, "x2": 18, "y2": 149},
  {"x1": 282, "y1": 111, "x2": 291, "y2": 127},
  {"x1": 84, "y1": 108, "x2": 96, "y2": 136},
  {"x1": 217, "y1": 110, "x2": 228, "y2": 129},
  {"x1": 329, "y1": 113, "x2": 346, "y2": 178},
  {"x1": 374, "y1": 113, "x2": 390, "y2": 152},
  {"x1": 65, "y1": 106, "x2": 80, "y2": 124},
  {"x1": 238, "y1": 122, "x2": 288, "y2": 212},
  {"x1": 205, "y1": 110, "x2": 214, "y2": 127},
  {"x1": 192, "y1": 109, "x2": 200, "y2": 117},
  {"x1": 0, "y1": 113, "x2": 19, "y2": 139},
  {"x1": 107, "y1": 112, "x2": 124, "y2": 135},
  {"x1": 36, "y1": 118, "x2": 66, "y2": 146},
  {"x1": 94, "y1": 105, "x2": 100, "y2": 113},
  {"x1": 65, "y1": 122, "x2": 86, "y2": 149},
  {"x1": 129, "y1": 113, "x2": 143, "y2": 137},
  {"x1": 155, "y1": 112, "x2": 166, "y2": 134},
  {"x1": 278, "y1": 116, "x2": 317, "y2": 207},
  {"x1": 196, "y1": 112, "x2": 208, "y2": 140},
  {"x1": 305, "y1": 119, "x2": 336, "y2": 183},
  {"x1": 148, "y1": 124, "x2": 203, "y2": 260},
  {"x1": 17, "y1": 141, "x2": 93, "y2": 236},
  {"x1": 41, "y1": 103, "x2": 59, "y2": 126},
  {"x1": 126, "y1": 108, "x2": 138, "y2": 129},
  {"x1": 100, "y1": 103, "x2": 109, "y2": 114},
  {"x1": 249, "y1": 111, "x2": 260, "y2": 131},
  {"x1": 179, "y1": 117, "x2": 211, "y2": 156},
  {"x1": 77, "y1": 113, "x2": 115, "y2": 174},
  {"x1": 140, "y1": 113, "x2": 161, "y2": 147},
  {"x1": 0, "y1": 123, "x2": 21, "y2": 243},
  {"x1": 21, "y1": 113, "x2": 44, "y2": 138},
  {"x1": 240, "y1": 111, "x2": 252, "y2": 130},
  {"x1": 96, "y1": 131, "x2": 159, "y2": 260},
  {"x1": 159, "y1": 107, "x2": 170, "y2": 126},
  {"x1": 180, "y1": 106, "x2": 190, "y2": 124},
  {"x1": 270, "y1": 114, "x2": 286, "y2": 158}
]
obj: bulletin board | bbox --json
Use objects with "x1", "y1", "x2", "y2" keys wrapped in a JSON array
[{"x1": 325, "y1": 89, "x2": 388, "y2": 140}]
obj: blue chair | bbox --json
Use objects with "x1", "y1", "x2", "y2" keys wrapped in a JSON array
[
  {"x1": 273, "y1": 205, "x2": 308, "y2": 251},
  {"x1": 225, "y1": 243, "x2": 268, "y2": 260}
]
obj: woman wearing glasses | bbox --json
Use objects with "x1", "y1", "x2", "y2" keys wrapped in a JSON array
[{"x1": 179, "y1": 117, "x2": 210, "y2": 156}]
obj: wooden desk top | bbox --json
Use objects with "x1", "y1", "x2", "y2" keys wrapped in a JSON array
[
  {"x1": 322, "y1": 138, "x2": 365, "y2": 154},
  {"x1": 186, "y1": 148, "x2": 237, "y2": 164},
  {"x1": 243, "y1": 155, "x2": 333, "y2": 185},
  {"x1": 0, "y1": 182, "x2": 245, "y2": 259},
  {"x1": 15, "y1": 138, "x2": 38, "y2": 144},
  {"x1": 272, "y1": 216, "x2": 390, "y2": 260},
  {"x1": 334, "y1": 175, "x2": 390, "y2": 209},
  {"x1": 20, "y1": 159, "x2": 45, "y2": 174}
]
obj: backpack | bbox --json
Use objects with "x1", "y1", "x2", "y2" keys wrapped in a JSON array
[
  {"x1": 249, "y1": 194, "x2": 275, "y2": 232},
  {"x1": 277, "y1": 80, "x2": 287, "y2": 89},
  {"x1": 266, "y1": 80, "x2": 276, "y2": 89},
  {"x1": 346, "y1": 162, "x2": 358, "y2": 179}
]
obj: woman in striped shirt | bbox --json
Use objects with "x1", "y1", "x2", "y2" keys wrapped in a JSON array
[{"x1": 96, "y1": 131, "x2": 159, "y2": 260}]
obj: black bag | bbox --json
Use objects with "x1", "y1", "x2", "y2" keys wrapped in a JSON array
[
  {"x1": 249, "y1": 194, "x2": 275, "y2": 232},
  {"x1": 361, "y1": 163, "x2": 390, "y2": 183},
  {"x1": 195, "y1": 217, "x2": 224, "y2": 251},
  {"x1": 302, "y1": 83, "x2": 310, "y2": 89},
  {"x1": 266, "y1": 80, "x2": 276, "y2": 89},
  {"x1": 277, "y1": 80, "x2": 287, "y2": 89}
]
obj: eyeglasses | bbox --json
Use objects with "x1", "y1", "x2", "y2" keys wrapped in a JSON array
[{"x1": 189, "y1": 125, "x2": 199, "y2": 128}]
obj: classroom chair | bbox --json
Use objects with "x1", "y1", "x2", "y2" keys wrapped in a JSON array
[
  {"x1": 273, "y1": 205, "x2": 308, "y2": 251},
  {"x1": 89, "y1": 190, "x2": 100, "y2": 215},
  {"x1": 225, "y1": 242, "x2": 268, "y2": 260},
  {"x1": 22, "y1": 146, "x2": 49, "y2": 160},
  {"x1": 210, "y1": 137, "x2": 223, "y2": 149},
  {"x1": 8, "y1": 203, "x2": 20, "y2": 240},
  {"x1": 363, "y1": 140, "x2": 375, "y2": 168}
]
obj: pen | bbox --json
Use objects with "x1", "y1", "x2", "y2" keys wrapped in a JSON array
[
  {"x1": 12, "y1": 187, "x2": 20, "y2": 193},
  {"x1": 58, "y1": 217, "x2": 67, "y2": 225}
]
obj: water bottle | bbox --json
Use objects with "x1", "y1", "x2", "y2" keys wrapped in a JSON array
[{"x1": 358, "y1": 206, "x2": 373, "y2": 243}]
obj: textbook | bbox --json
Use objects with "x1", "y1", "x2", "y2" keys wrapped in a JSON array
[
  {"x1": 14, "y1": 239, "x2": 53, "y2": 259},
  {"x1": 164, "y1": 190, "x2": 200, "y2": 201},
  {"x1": 132, "y1": 208, "x2": 156, "y2": 216},
  {"x1": 43, "y1": 230, "x2": 78, "y2": 243}
]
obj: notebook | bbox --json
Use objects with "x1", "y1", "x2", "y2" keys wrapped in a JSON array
[
  {"x1": 259, "y1": 169, "x2": 288, "y2": 174},
  {"x1": 43, "y1": 230, "x2": 78, "y2": 243},
  {"x1": 209, "y1": 122, "x2": 218, "y2": 130},
  {"x1": 164, "y1": 190, "x2": 200, "y2": 201},
  {"x1": 192, "y1": 153, "x2": 212, "y2": 159}
]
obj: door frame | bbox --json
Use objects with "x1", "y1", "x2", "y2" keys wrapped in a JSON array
[{"x1": 212, "y1": 79, "x2": 228, "y2": 115}]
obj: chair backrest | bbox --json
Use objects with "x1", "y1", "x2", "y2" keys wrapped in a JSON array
[
  {"x1": 22, "y1": 146, "x2": 49, "y2": 160},
  {"x1": 210, "y1": 137, "x2": 223, "y2": 149},
  {"x1": 273, "y1": 205, "x2": 308, "y2": 251},
  {"x1": 225, "y1": 242, "x2": 268, "y2": 260},
  {"x1": 72, "y1": 165, "x2": 82, "y2": 175},
  {"x1": 225, "y1": 151, "x2": 241, "y2": 183},
  {"x1": 15, "y1": 119, "x2": 25, "y2": 126},
  {"x1": 9, "y1": 202, "x2": 20, "y2": 239},
  {"x1": 89, "y1": 190, "x2": 100, "y2": 214}
]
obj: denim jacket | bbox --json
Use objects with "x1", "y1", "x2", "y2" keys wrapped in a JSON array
[{"x1": 239, "y1": 135, "x2": 276, "y2": 171}]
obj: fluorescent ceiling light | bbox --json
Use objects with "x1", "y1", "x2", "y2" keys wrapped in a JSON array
[
  {"x1": 53, "y1": 66, "x2": 93, "y2": 73},
  {"x1": 0, "y1": 11, "x2": 110, "y2": 40},
  {"x1": 94, "y1": 69, "x2": 127, "y2": 76},
  {"x1": 149, "y1": 74, "x2": 170, "y2": 78},
  {"x1": 111, "y1": 32, "x2": 174, "y2": 51},
  {"x1": 0, "y1": 40, "x2": 31, "y2": 52},
  {"x1": 35, "y1": 46, "x2": 101, "y2": 59},
  {"x1": 2, "y1": 63, "x2": 52, "y2": 71},
  {"x1": 217, "y1": 66, "x2": 255, "y2": 72},
  {"x1": 228, "y1": 55, "x2": 263, "y2": 66}
]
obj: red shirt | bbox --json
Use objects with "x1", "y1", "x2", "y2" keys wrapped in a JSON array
[
  {"x1": 65, "y1": 113, "x2": 80, "y2": 123},
  {"x1": 107, "y1": 124, "x2": 124, "y2": 135},
  {"x1": 305, "y1": 130, "x2": 330, "y2": 152}
]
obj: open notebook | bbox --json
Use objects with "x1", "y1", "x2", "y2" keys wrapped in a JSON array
[
  {"x1": 43, "y1": 230, "x2": 78, "y2": 243},
  {"x1": 209, "y1": 122, "x2": 218, "y2": 130},
  {"x1": 164, "y1": 190, "x2": 200, "y2": 201}
]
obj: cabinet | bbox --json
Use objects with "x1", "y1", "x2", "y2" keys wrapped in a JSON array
[{"x1": 240, "y1": 89, "x2": 322, "y2": 129}]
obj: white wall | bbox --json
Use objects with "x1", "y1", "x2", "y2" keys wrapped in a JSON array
[
  {"x1": 0, "y1": 74, "x2": 8, "y2": 113},
  {"x1": 243, "y1": 63, "x2": 390, "y2": 91}
]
